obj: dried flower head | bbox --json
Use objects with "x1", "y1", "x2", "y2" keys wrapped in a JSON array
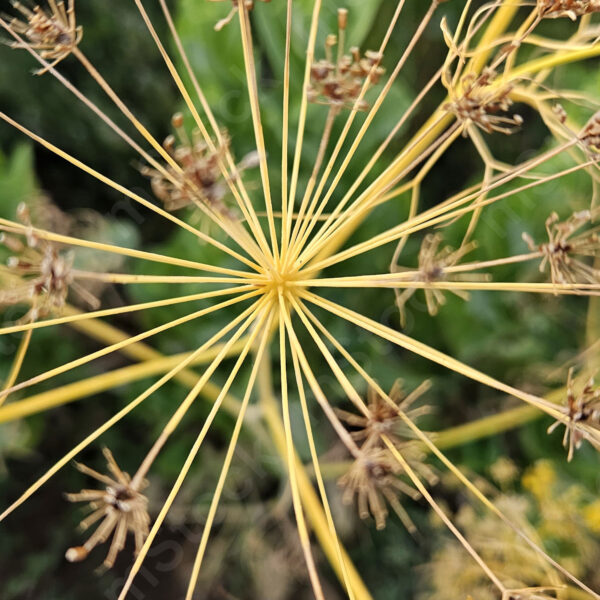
[
  {"x1": 337, "y1": 381, "x2": 437, "y2": 531},
  {"x1": 336, "y1": 379, "x2": 433, "y2": 451},
  {"x1": 307, "y1": 9, "x2": 384, "y2": 111},
  {"x1": 142, "y1": 113, "x2": 258, "y2": 215},
  {"x1": 6, "y1": 0, "x2": 82, "y2": 74},
  {"x1": 547, "y1": 368, "x2": 600, "y2": 461},
  {"x1": 579, "y1": 110, "x2": 600, "y2": 155},
  {"x1": 444, "y1": 67, "x2": 523, "y2": 136},
  {"x1": 393, "y1": 234, "x2": 486, "y2": 327},
  {"x1": 1, "y1": 202, "x2": 75, "y2": 322},
  {"x1": 537, "y1": 0, "x2": 600, "y2": 20},
  {"x1": 210, "y1": 0, "x2": 271, "y2": 32},
  {"x1": 522, "y1": 210, "x2": 600, "y2": 286},
  {"x1": 338, "y1": 447, "x2": 424, "y2": 532},
  {"x1": 65, "y1": 448, "x2": 150, "y2": 569}
]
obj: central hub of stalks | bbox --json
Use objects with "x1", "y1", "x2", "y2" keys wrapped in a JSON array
[{"x1": 264, "y1": 266, "x2": 298, "y2": 299}]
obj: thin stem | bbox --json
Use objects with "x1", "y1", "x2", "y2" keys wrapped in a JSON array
[
  {"x1": 291, "y1": 0, "x2": 434, "y2": 263},
  {"x1": 70, "y1": 271, "x2": 264, "y2": 285},
  {"x1": 238, "y1": 3, "x2": 279, "y2": 261},
  {"x1": 0, "y1": 219, "x2": 251, "y2": 277},
  {"x1": 287, "y1": 105, "x2": 339, "y2": 261},
  {"x1": 184, "y1": 305, "x2": 275, "y2": 600},
  {"x1": 286, "y1": 0, "x2": 323, "y2": 251},
  {"x1": 71, "y1": 46, "x2": 181, "y2": 174},
  {"x1": 291, "y1": 295, "x2": 507, "y2": 593},
  {"x1": 295, "y1": 297, "x2": 596, "y2": 597},
  {"x1": 155, "y1": 0, "x2": 273, "y2": 265},
  {"x1": 0, "y1": 329, "x2": 32, "y2": 406},
  {"x1": 0, "y1": 289, "x2": 261, "y2": 402},
  {"x1": 284, "y1": 316, "x2": 357, "y2": 599},
  {"x1": 274, "y1": 311, "x2": 325, "y2": 598},
  {"x1": 117, "y1": 297, "x2": 274, "y2": 600},
  {"x1": 280, "y1": 0, "x2": 293, "y2": 257},
  {"x1": 130, "y1": 295, "x2": 272, "y2": 489},
  {"x1": 0, "y1": 285, "x2": 256, "y2": 337},
  {"x1": 0, "y1": 18, "x2": 181, "y2": 194},
  {"x1": 301, "y1": 290, "x2": 561, "y2": 418},
  {"x1": 135, "y1": 0, "x2": 270, "y2": 267},
  {"x1": 384, "y1": 438, "x2": 506, "y2": 593},
  {"x1": 305, "y1": 140, "x2": 584, "y2": 274},
  {"x1": 0, "y1": 112, "x2": 264, "y2": 273},
  {"x1": 0, "y1": 299, "x2": 257, "y2": 523},
  {"x1": 296, "y1": 278, "x2": 600, "y2": 296}
]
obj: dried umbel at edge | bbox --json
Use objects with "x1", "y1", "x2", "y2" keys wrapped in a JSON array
[
  {"x1": 547, "y1": 368, "x2": 600, "y2": 461},
  {"x1": 392, "y1": 234, "x2": 489, "y2": 327},
  {"x1": 537, "y1": 0, "x2": 600, "y2": 20},
  {"x1": 307, "y1": 9, "x2": 385, "y2": 112},
  {"x1": 65, "y1": 448, "x2": 150, "y2": 569},
  {"x1": 1, "y1": 203, "x2": 74, "y2": 323},
  {"x1": 141, "y1": 112, "x2": 259, "y2": 216},
  {"x1": 337, "y1": 381, "x2": 438, "y2": 532},
  {"x1": 523, "y1": 209, "x2": 600, "y2": 287},
  {"x1": 444, "y1": 67, "x2": 524, "y2": 136},
  {"x1": 7, "y1": 0, "x2": 82, "y2": 74}
]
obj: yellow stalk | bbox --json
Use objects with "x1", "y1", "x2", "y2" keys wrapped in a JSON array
[
  {"x1": 0, "y1": 299, "x2": 263, "y2": 523},
  {"x1": 0, "y1": 17, "x2": 183, "y2": 194},
  {"x1": 155, "y1": 0, "x2": 274, "y2": 265},
  {"x1": 184, "y1": 305, "x2": 275, "y2": 600},
  {"x1": 280, "y1": 0, "x2": 293, "y2": 255},
  {"x1": 467, "y1": 2, "x2": 519, "y2": 74},
  {"x1": 0, "y1": 290, "x2": 261, "y2": 402},
  {"x1": 301, "y1": 290, "x2": 562, "y2": 418},
  {"x1": 259, "y1": 362, "x2": 372, "y2": 600},
  {"x1": 288, "y1": 0, "x2": 431, "y2": 264},
  {"x1": 0, "y1": 217, "x2": 252, "y2": 277},
  {"x1": 275, "y1": 313, "x2": 325, "y2": 598},
  {"x1": 305, "y1": 146, "x2": 588, "y2": 274},
  {"x1": 307, "y1": 18, "x2": 600, "y2": 270},
  {"x1": 384, "y1": 438, "x2": 506, "y2": 592},
  {"x1": 238, "y1": 4, "x2": 279, "y2": 260},
  {"x1": 0, "y1": 349, "x2": 239, "y2": 424},
  {"x1": 70, "y1": 272, "x2": 264, "y2": 285},
  {"x1": 0, "y1": 329, "x2": 32, "y2": 407},
  {"x1": 290, "y1": 295, "x2": 506, "y2": 593},
  {"x1": 296, "y1": 297, "x2": 595, "y2": 597},
  {"x1": 118, "y1": 297, "x2": 274, "y2": 600},
  {"x1": 299, "y1": 278, "x2": 600, "y2": 296},
  {"x1": 0, "y1": 285, "x2": 257, "y2": 337},
  {"x1": 0, "y1": 112, "x2": 263, "y2": 272},
  {"x1": 133, "y1": 1, "x2": 270, "y2": 268},
  {"x1": 285, "y1": 0, "x2": 323, "y2": 249},
  {"x1": 286, "y1": 318, "x2": 357, "y2": 600}
]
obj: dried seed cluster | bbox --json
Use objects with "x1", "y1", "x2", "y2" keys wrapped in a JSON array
[
  {"x1": 142, "y1": 113, "x2": 257, "y2": 215},
  {"x1": 537, "y1": 0, "x2": 600, "y2": 19},
  {"x1": 580, "y1": 110, "x2": 600, "y2": 155},
  {"x1": 337, "y1": 381, "x2": 437, "y2": 531},
  {"x1": 7, "y1": 0, "x2": 82, "y2": 74},
  {"x1": 65, "y1": 448, "x2": 150, "y2": 569},
  {"x1": 523, "y1": 210, "x2": 600, "y2": 286},
  {"x1": 1, "y1": 203, "x2": 74, "y2": 322},
  {"x1": 393, "y1": 234, "x2": 485, "y2": 327},
  {"x1": 307, "y1": 9, "x2": 384, "y2": 111},
  {"x1": 445, "y1": 68, "x2": 524, "y2": 135},
  {"x1": 547, "y1": 369, "x2": 600, "y2": 461}
]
